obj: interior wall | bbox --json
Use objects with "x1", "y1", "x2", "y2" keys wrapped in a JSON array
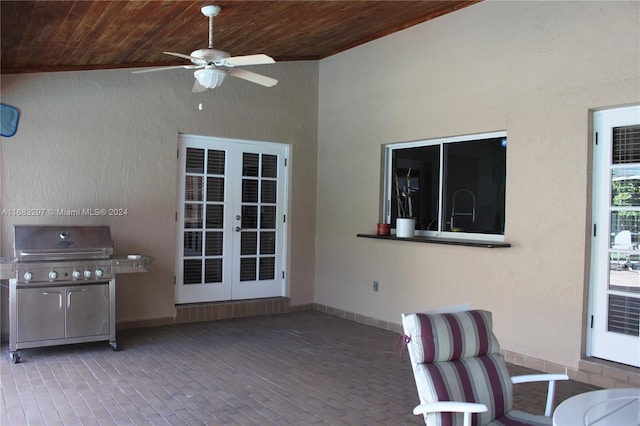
[
  {"x1": 0, "y1": 60, "x2": 319, "y2": 333},
  {"x1": 316, "y1": 0, "x2": 639, "y2": 369}
]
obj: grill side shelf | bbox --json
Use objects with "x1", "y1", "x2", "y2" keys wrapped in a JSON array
[{"x1": 111, "y1": 255, "x2": 155, "y2": 274}]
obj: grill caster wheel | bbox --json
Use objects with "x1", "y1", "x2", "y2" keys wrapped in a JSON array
[
  {"x1": 110, "y1": 342, "x2": 120, "y2": 351},
  {"x1": 9, "y1": 352, "x2": 20, "y2": 363}
]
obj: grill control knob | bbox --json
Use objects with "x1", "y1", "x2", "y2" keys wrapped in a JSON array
[
  {"x1": 23, "y1": 272, "x2": 33, "y2": 282},
  {"x1": 72, "y1": 270, "x2": 81, "y2": 280},
  {"x1": 48, "y1": 271, "x2": 58, "y2": 281},
  {"x1": 95, "y1": 268, "x2": 104, "y2": 278},
  {"x1": 84, "y1": 269, "x2": 92, "y2": 279}
]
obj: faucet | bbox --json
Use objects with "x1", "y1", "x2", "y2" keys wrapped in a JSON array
[{"x1": 450, "y1": 189, "x2": 476, "y2": 230}]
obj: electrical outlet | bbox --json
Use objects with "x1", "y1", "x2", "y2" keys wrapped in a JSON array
[{"x1": 373, "y1": 281, "x2": 379, "y2": 292}]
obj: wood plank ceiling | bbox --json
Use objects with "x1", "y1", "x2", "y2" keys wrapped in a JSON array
[{"x1": 1, "y1": 0, "x2": 481, "y2": 75}]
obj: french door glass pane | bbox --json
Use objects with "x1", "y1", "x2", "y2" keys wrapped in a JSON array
[
  {"x1": 612, "y1": 125, "x2": 640, "y2": 164},
  {"x1": 240, "y1": 258, "x2": 256, "y2": 281},
  {"x1": 611, "y1": 166, "x2": 640, "y2": 207},
  {"x1": 205, "y1": 259, "x2": 223, "y2": 283},
  {"x1": 184, "y1": 147, "x2": 227, "y2": 287},
  {"x1": 607, "y1": 122, "x2": 640, "y2": 333},
  {"x1": 185, "y1": 204, "x2": 202, "y2": 228},
  {"x1": 243, "y1": 153, "x2": 259, "y2": 177},
  {"x1": 261, "y1": 180, "x2": 276, "y2": 203},
  {"x1": 260, "y1": 231, "x2": 276, "y2": 254},
  {"x1": 260, "y1": 206, "x2": 276, "y2": 229},
  {"x1": 207, "y1": 177, "x2": 224, "y2": 202},
  {"x1": 259, "y1": 257, "x2": 275, "y2": 280},
  {"x1": 241, "y1": 232, "x2": 258, "y2": 255},
  {"x1": 186, "y1": 148, "x2": 204, "y2": 173},
  {"x1": 185, "y1": 176, "x2": 203, "y2": 201},
  {"x1": 184, "y1": 260, "x2": 202, "y2": 284},
  {"x1": 262, "y1": 154, "x2": 278, "y2": 178},
  {"x1": 205, "y1": 231, "x2": 223, "y2": 256},
  {"x1": 608, "y1": 295, "x2": 640, "y2": 336},
  {"x1": 242, "y1": 205, "x2": 258, "y2": 229},
  {"x1": 205, "y1": 205, "x2": 223, "y2": 228},
  {"x1": 242, "y1": 179, "x2": 258, "y2": 203},
  {"x1": 207, "y1": 150, "x2": 225, "y2": 174},
  {"x1": 184, "y1": 232, "x2": 202, "y2": 256}
]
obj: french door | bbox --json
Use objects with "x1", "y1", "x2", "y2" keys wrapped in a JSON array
[
  {"x1": 588, "y1": 105, "x2": 639, "y2": 367},
  {"x1": 175, "y1": 134, "x2": 288, "y2": 304}
]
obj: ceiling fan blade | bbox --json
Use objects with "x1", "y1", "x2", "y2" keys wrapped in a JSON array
[
  {"x1": 192, "y1": 79, "x2": 208, "y2": 93},
  {"x1": 228, "y1": 68, "x2": 278, "y2": 87},
  {"x1": 223, "y1": 54, "x2": 275, "y2": 67},
  {"x1": 163, "y1": 51, "x2": 207, "y2": 65},
  {"x1": 132, "y1": 65, "x2": 200, "y2": 74}
]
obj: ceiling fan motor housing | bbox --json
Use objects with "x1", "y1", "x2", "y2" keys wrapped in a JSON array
[
  {"x1": 201, "y1": 5, "x2": 220, "y2": 18},
  {"x1": 190, "y1": 48, "x2": 230, "y2": 65}
]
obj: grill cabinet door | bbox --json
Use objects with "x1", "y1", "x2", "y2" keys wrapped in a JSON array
[
  {"x1": 66, "y1": 284, "x2": 109, "y2": 338},
  {"x1": 16, "y1": 287, "x2": 65, "y2": 342}
]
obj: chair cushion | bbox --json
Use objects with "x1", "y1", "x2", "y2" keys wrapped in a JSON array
[
  {"x1": 402, "y1": 310, "x2": 500, "y2": 363},
  {"x1": 414, "y1": 353, "x2": 514, "y2": 426}
]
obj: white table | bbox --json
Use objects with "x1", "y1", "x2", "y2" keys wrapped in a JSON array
[{"x1": 553, "y1": 388, "x2": 640, "y2": 426}]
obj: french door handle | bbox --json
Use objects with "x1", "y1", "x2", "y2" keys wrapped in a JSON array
[
  {"x1": 235, "y1": 215, "x2": 241, "y2": 220},
  {"x1": 235, "y1": 226, "x2": 243, "y2": 232}
]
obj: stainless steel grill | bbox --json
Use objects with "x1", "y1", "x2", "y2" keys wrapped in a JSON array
[{"x1": 2, "y1": 225, "x2": 154, "y2": 363}]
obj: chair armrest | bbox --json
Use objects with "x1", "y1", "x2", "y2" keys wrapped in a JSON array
[
  {"x1": 511, "y1": 373, "x2": 569, "y2": 416},
  {"x1": 413, "y1": 401, "x2": 487, "y2": 426}
]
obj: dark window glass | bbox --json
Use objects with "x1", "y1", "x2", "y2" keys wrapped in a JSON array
[{"x1": 389, "y1": 134, "x2": 506, "y2": 236}]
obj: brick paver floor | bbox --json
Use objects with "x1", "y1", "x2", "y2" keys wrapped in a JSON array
[{"x1": 1, "y1": 310, "x2": 600, "y2": 425}]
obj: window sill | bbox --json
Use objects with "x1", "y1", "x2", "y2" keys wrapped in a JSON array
[{"x1": 356, "y1": 234, "x2": 511, "y2": 248}]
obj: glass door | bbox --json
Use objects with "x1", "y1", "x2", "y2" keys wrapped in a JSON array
[
  {"x1": 589, "y1": 105, "x2": 640, "y2": 367},
  {"x1": 176, "y1": 135, "x2": 288, "y2": 304}
]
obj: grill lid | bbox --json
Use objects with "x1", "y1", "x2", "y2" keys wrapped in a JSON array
[{"x1": 13, "y1": 225, "x2": 113, "y2": 261}]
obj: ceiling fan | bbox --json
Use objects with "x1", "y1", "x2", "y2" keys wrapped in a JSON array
[{"x1": 133, "y1": 5, "x2": 277, "y2": 91}]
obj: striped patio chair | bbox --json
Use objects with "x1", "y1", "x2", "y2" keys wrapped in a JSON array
[{"x1": 401, "y1": 309, "x2": 568, "y2": 426}]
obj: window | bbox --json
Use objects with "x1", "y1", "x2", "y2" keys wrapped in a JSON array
[{"x1": 383, "y1": 131, "x2": 507, "y2": 241}]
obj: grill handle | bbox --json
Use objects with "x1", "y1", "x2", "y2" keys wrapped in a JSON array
[
  {"x1": 42, "y1": 291, "x2": 63, "y2": 309},
  {"x1": 18, "y1": 250, "x2": 111, "y2": 257}
]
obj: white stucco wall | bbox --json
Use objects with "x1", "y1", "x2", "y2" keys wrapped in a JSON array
[
  {"x1": 316, "y1": 0, "x2": 639, "y2": 369},
  {"x1": 1, "y1": 60, "x2": 319, "y2": 330}
]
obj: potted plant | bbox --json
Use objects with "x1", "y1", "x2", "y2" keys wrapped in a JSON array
[{"x1": 394, "y1": 168, "x2": 417, "y2": 237}]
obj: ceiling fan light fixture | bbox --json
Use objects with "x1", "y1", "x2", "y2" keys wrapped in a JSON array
[{"x1": 194, "y1": 68, "x2": 226, "y2": 89}]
